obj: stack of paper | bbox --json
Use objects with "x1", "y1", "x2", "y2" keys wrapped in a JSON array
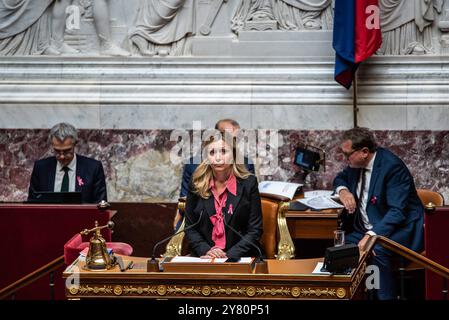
[
  {"x1": 170, "y1": 256, "x2": 253, "y2": 264},
  {"x1": 258, "y1": 181, "x2": 303, "y2": 200},
  {"x1": 296, "y1": 196, "x2": 344, "y2": 210}
]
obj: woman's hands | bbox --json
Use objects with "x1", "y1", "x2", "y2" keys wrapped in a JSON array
[{"x1": 201, "y1": 247, "x2": 227, "y2": 259}]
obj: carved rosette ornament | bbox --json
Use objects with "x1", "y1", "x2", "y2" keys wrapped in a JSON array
[
  {"x1": 202, "y1": 286, "x2": 212, "y2": 296},
  {"x1": 157, "y1": 285, "x2": 167, "y2": 296},
  {"x1": 336, "y1": 288, "x2": 346, "y2": 299},
  {"x1": 113, "y1": 285, "x2": 123, "y2": 296},
  {"x1": 246, "y1": 286, "x2": 256, "y2": 297}
]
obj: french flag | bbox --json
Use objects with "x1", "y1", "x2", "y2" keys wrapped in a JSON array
[{"x1": 333, "y1": 0, "x2": 382, "y2": 89}]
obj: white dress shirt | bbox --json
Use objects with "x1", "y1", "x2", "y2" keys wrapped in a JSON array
[
  {"x1": 337, "y1": 152, "x2": 377, "y2": 235},
  {"x1": 54, "y1": 154, "x2": 77, "y2": 192}
]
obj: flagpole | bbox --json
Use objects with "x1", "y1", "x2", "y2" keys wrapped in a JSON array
[{"x1": 353, "y1": 69, "x2": 358, "y2": 128}]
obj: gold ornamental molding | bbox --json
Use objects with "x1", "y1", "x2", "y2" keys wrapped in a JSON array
[
  {"x1": 68, "y1": 284, "x2": 347, "y2": 299},
  {"x1": 276, "y1": 201, "x2": 295, "y2": 260},
  {"x1": 350, "y1": 262, "x2": 367, "y2": 297},
  {"x1": 162, "y1": 199, "x2": 186, "y2": 257}
]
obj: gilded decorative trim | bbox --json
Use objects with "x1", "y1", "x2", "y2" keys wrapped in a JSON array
[
  {"x1": 295, "y1": 288, "x2": 337, "y2": 298},
  {"x1": 68, "y1": 284, "x2": 345, "y2": 299},
  {"x1": 163, "y1": 200, "x2": 186, "y2": 257},
  {"x1": 276, "y1": 201, "x2": 295, "y2": 260},
  {"x1": 350, "y1": 262, "x2": 366, "y2": 297}
]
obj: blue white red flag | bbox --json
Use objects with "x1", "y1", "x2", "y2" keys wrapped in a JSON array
[{"x1": 333, "y1": 0, "x2": 382, "y2": 89}]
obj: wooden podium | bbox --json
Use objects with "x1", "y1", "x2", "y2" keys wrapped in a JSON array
[{"x1": 63, "y1": 250, "x2": 371, "y2": 300}]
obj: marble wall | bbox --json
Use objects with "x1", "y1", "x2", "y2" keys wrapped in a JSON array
[
  {"x1": 1, "y1": 129, "x2": 448, "y2": 203},
  {"x1": 1, "y1": 1, "x2": 449, "y2": 205}
]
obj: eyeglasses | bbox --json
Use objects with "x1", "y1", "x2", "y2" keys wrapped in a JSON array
[
  {"x1": 53, "y1": 148, "x2": 74, "y2": 157},
  {"x1": 342, "y1": 149, "x2": 359, "y2": 159},
  {"x1": 342, "y1": 147, "x2": 368, "y2": 159}
]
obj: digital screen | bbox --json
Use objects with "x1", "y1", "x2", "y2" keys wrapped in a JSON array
[{"x1": 294, "y1": 147, "x2": 320, "y2": 171}]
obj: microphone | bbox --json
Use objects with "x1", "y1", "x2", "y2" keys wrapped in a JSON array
[
  {"x1": 147, "y1": 209, "x2": 204, "y2": 272},
  {"x1": 223, "y1": 216, "x2": 264, "y2": 263}
]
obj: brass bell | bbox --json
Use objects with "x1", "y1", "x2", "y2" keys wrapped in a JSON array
[{"x1": 81, "y1": 221, "x2": 116, "y2": 270}]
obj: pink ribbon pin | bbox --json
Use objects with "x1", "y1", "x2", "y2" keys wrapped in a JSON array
[
  {"x1": 77, "y1": 176, "x2": 84, "y2": 187},
  {"x1": 228, "y1": 204, "x2": 233, "y2": 215}
]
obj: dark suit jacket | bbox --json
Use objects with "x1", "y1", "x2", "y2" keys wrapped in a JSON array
[
  {"x1": 28, "y1": 154, "x2": 107, "y2": 204},
  {"x1": 180, "y1": 156, "x2": 255, "y2": 197},
  {"x1": 184, "y1": 175, "x2": 263, "y2": 259},
  {"x1": 333, "y1": 147, "x2": 424, "y2": 252}
]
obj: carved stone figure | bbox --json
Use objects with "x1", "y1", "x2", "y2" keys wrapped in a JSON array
[
  {"x1": 75, "y1": 0, "x2": 129, "y2": 56},
  {"x1": 129, "y1": 0, "x2": 196, "y2": 57},
  {"x1": 231, "y1": 0, "x2": 277, "y2": 32},
  {"x1": 231, "y1": 0, "x2": 333, "y2": 34},
  {"x1": 0, "y1": 0, "x2": 128, "y2": 56},
  {"x1": 378, "y1": 0, "x2": 444, "y2": 55},
  {"x1": 0, "y1": 0, "x2": 54, "y2": 55}
]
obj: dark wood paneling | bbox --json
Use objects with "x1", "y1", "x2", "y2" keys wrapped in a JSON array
[{"x1": 109, "y1": 202, "x2": 177, "y2": 257}]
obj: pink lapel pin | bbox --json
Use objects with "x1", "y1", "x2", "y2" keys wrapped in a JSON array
[
  {"x1": 228, "y1": 204, "x2": 233, "y2": 215},
  {"x1": 370, "y1": 196, "x2": 377, "y2": 205},
  {"x1": 77, "y1": 176, "x2": 84, "y2": 187}
]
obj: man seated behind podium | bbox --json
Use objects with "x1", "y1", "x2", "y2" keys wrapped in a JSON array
[
  {"x1": 333, "y1": 127, "x2": 423, "y2": 300},
  {"x1": 28, "y1": 122, "x2": 107, "y2": 203},
  {"x1": 184, "y1": 133, "x2": 262, "y2": 260}
]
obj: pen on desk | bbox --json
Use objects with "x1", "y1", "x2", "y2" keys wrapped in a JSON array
[{"x1": 125, "y1": 261, "x2": 133, "y2": 271}]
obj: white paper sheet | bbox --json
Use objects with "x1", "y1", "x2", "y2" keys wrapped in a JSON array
[
  {"x1": 170, "y1": 256, "x2": 212, "y2": 263},
  {"x1": 297, "y1": 196, "x2": 344, "y2": 210},
  {"x1": 312, "y1": 262, "x2": 331, "y2": 275},
  {"x1": 258, "y1": 181, "x2": 303, "y2": 200},
  {"x1": 169, "y1": 256, "x2": 254, "y2": 264}
]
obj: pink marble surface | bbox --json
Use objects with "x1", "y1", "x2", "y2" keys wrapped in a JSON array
[{"x1": 1, "y1": 129, "x2": 448, "y2": 203}]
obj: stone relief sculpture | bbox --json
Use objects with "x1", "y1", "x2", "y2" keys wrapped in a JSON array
[
  {"x1": 378, "y1": 0, "x2": 444, "y2": 55},
  {"x1": 1, "y1": 0, "x2": 447, "y2": 57},
  {"x1": 0, "y1": 0, "x2": 128, "y2": 56},
  {"x1": 0, "y1": 0, "x2": 55, "y2": 56},
  {"x1": 129, "y1": 0, "x2": 196, "y2": 57},
  {"x1": 74, "y1": 0, "x2": 129, "y2": 56},
  {"x1": 231, "y1": 0, "x2": 333, "y2": 33}
]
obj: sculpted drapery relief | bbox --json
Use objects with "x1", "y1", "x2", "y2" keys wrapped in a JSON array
[
  {"x1": 129, "y1": 0, "x2": 195, "y2": 57},
  {"x1": 378, "y1": 0, "x2": 444, "y2": 55},
  {"x1": 0, "y1": 0, "x2": 446, "y2": 57},
  {"x1": 0, "y1": 0, "x2": 129, "y2": 56},
  {"x1": 231, "y1": 0, "x2": 333, "y2": 33}
]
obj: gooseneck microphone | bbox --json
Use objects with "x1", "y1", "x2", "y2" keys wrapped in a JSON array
[
  {"x1": 148, "y1": 209, "x2": 204, "y2": 271},
  {"x1": 223, "y1": 216, "x2": 264, "y2": 262}
]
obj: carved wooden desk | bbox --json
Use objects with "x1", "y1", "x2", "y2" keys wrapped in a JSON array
[
  {"x1": 63, "y1": 255, "x2": 367, "y2": 300},
  {"x1": 286, "y1": 208, "x2": 342, "y2": 240}
]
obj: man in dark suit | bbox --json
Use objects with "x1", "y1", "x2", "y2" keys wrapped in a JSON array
[
  {"x1": 334, "y1": 127, "x2": 424, "y2": 300},
  {"x1": 175, "y1": 119, "x2": 255, "y2": 230},
  {"x1": 28, "y1": 122, "x2": 107, "y2": 204}
]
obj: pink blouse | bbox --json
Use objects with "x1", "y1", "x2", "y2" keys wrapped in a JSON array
[{"x1": 209, "y1": 173, "x2": 237, "y2": 250}]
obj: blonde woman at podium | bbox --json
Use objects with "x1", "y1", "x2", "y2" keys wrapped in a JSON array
[{"x1": 184, "y1": 132, "x2": 263, "y2": 261}]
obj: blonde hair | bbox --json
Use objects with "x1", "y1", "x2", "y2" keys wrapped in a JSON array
[{"x1": 192, "y1": 134, "x2": 251, "y2": 199}]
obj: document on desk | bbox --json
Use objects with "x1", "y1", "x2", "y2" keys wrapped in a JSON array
[
  {"x1": 170, "y1": 256, "x2": 212, "y2": 263},
  {"x1": 312, "y1": 262, "x2": 331, "y2": 275},
  {"x1": 170, "y1": 256, "x2": 253, "y2": 264},
  {"x1": 296, "y1": 196, "x2": 344, "y2": 210},
  {"x1": 259, "y1": 181, "x2": 303, "y2": 200},
  {"x1": 304, "y1": 190, "x2": 340, "y2": 201}
]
